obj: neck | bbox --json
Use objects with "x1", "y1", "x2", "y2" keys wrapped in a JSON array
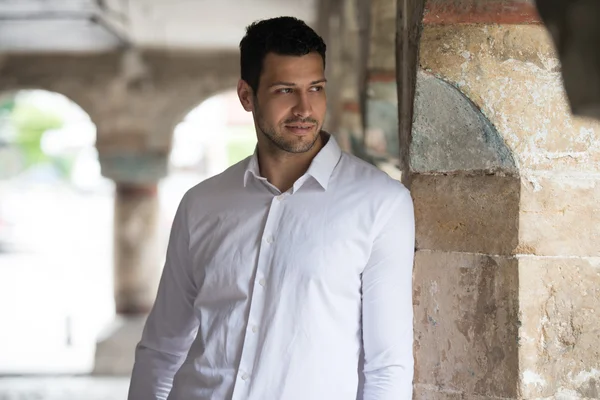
[{"x1": 257, "y1": 132, "x2": 325, "y2": 193}]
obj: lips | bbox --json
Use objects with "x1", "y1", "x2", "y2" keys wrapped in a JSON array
[
  {"x1": 285, "y1": 124, "x2": 315, "y2": 135},
  {"x1": 286, "y1": 125, "x2": 313, "y2": 129}
]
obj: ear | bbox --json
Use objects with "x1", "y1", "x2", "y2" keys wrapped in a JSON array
[{"x1": 237, "y1": 79, "x2": 254, "y2": 112}]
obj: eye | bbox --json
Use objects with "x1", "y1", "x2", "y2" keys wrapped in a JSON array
[
  {"x1": 277, "y1": 88, "x2": 293, "y2": 94},
  {"x1": 309, "y1": 86, "x2": 324, "y2": 92}
]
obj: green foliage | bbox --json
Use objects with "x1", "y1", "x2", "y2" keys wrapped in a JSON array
[
  {"x1": 11, "y1": 102, "x2": 64, "y2": 168},
  {"x1": 227, "y1": 139, "x2": 256, "y2": 165},
  {"x1": 0, "y1": 98, "x2": 16, "y2": 114},
  {"x1": 225, "y1": 125, "x2": 257, "y2": 166}
]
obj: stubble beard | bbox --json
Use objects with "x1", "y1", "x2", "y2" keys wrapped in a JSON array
[{"x1": 253, "y1": 99, "x2": 322, "y2": 154}]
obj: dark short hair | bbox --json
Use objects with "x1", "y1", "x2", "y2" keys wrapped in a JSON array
[{"x1": 239, "y1": 16, "x2": 326, "y2": 93}]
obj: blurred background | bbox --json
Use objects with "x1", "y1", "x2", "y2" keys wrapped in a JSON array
[
  {"x1": 0, "y1": 1, "x2": 307, "y2": 398},
  {"x1": 1, "y1": 0, "x2": 600, "y2": 399}
]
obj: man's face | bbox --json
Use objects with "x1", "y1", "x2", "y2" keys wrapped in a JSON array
[{"x1": 239, "y1": 52, "x2": 327, "y2": 154}]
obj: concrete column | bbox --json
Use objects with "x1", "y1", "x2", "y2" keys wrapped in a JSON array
[
  {"x1": 408, "y1": 3, "x2": 600, "y2": 398},
  {"x1": 113, "y1": 183, "x2": 161, "y2": 315}
]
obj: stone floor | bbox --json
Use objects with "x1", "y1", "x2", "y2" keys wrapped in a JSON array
[{"x1": 0, "y1": 377, "x2": 130, "y2": 400}]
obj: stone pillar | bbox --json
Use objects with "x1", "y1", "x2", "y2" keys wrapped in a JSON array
[
  {"x1": 94, "y1": 147, "x2": 168, "y2": 375},
  {"x1": 407, "y1": 3, "x2": 600, "y2": 398},
  {"x1": 409, "y1": 71, "x2": 520, "y2": 399},
  {"x1": 316, "y1": 0, "x2": 341, "y2": 136},
  {"x1": 363, "y1": 0, "x2": 403, "y2": 178},
  {"x1": 327, "y1": 0, "x2": 366, "y2": 154},
  {"x1": 113, "y1": 183, "x2": 161, "y2": 315}
]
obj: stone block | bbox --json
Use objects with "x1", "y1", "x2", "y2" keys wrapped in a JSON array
[
  {"x1": 414, "y1": 384, "x2": 517, "y2": 400},
  {"x1": 413, "y1": 251, "x2": 519, "y2": 398},
  {"x1": 414, "y1": 384, "x2": 463, "y2": 399},
  {"x1": 412, "y1": 72, "x2": 516, "y2": 174},
  {"x1": 519, "y1": 174, "x2": 600, "y2": 257},
  {"x1": 518, "y1": 256, "x2": 600, "y2": 399},
  {"x1": 422, "y1": 0, "x2": 540, "y2": 25},
  {"x1": 412, "y1": 174, "x2": 519, "y2": 255},
  {"x1": 419, "y1": 24, "x2": 600, "y2": 173}
]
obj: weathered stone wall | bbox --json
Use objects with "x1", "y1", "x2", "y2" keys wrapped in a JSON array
[
  {"x1": 410, "y1": 74, "x2": 521, "y2": 399},
  {"x1": 418, "y1": 21, "x2": 600, "y2": 400},
  {"x1": 364, "y1": 0, "x2": 600, "y2": 397}
]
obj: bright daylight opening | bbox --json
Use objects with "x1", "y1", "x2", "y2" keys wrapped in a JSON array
[
  {"x1": 159, "y1": 90, "x2": 256, "y2": 228},
  {"x1": 0, "y1": 90, "x2": 114, "y2": 374},
  {"x1": 0, "y1": 88, "x2": 255, "y2": 379}
]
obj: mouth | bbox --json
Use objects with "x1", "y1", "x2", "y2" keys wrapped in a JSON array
[{"x1": 284, "y1": 124, "x2": 316, "y2": 135}]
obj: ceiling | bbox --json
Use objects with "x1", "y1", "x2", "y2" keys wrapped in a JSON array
[{"x1": 0, "y1": 0, "x2": 318, "y2": 53}]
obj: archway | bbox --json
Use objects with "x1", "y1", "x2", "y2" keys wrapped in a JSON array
[
  {"x1": 0, "y1": 89, "x2": 114, "y2": 374},
  {"x1": 159, "y1": 89, "x2": 256, "y2": 233}
]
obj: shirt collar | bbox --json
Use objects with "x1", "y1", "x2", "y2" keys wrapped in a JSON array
[
  {"x1": 243, "y1": 132, "x2": 342, "y2": 191},
  {"x1": 243, "y1": 147, "x2": 261, "y2": 187}
]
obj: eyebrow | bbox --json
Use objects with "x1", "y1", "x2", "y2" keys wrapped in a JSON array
[{"x1": 268, "y1": 79, "x2": 327, "y2": 88}]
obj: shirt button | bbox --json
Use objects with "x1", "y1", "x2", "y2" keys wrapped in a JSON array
[
  {"x1": 266, "y1": 236, "x2": 274, "y2": 244},
  {"x1": 259, "y1": 278, "x2": 266, "y2": 287},
  {"x1": 251, "y1": 325, "x2": 258, "y2": 333},
  {"x1": 241, "y1": 373, "x2": 250, "y2": 381},
  {"x1": 276, "y1": 194, "x2": 285, "y2": 201}
]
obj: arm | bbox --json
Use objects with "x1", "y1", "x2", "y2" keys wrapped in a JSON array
[
  {"x1": 361, "y1": 188, "x2": 415, "y2": 400},
  {"x1": 128, "y1": 193, "x2": 200, "y2": 400}
]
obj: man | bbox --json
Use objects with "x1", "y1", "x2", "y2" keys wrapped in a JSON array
[{"x1": 128, "y1": 16, "x2": 415, "y2": 400}]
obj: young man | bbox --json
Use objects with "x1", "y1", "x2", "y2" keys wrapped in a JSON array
[{"x1": 128, "y1": 16, "x2": 415, "y2": 400}]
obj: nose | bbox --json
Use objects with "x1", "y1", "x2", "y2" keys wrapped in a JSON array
[{"x1": 292, "y1": 92, "x2": 312, "y2": 119}]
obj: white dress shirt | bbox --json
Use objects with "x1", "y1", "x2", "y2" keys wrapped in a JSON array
[{"x1": 128, "y1": 133, "x2": 415, "y2": 400}]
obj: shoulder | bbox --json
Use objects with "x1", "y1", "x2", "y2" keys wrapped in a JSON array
[
  {"x1": 180, "y1": 156, "x2": 250, "y2": 212},
  {"x1": 336, "y1": 151, "x2": 411, "y2": 202}
]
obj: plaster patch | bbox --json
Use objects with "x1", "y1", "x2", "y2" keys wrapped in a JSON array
[
  {"x1": 553, "y1": 388, "x2": 581, "y2": 400},
  {"x1": 523, "y1": 173, "x2": 542, "y2": 192},
  {"x1": 570, "y1": 368, "x2": 600, "y2": 386},
  {"x1": 523, "y1": 370, "x2": 547, "y2": 387}
]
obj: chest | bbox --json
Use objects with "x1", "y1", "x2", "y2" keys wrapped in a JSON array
[{"x1": 188, "y1": 192, "x2": 374, "y2": 296}]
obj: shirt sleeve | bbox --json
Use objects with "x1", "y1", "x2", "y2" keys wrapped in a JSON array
[
  {"x1": 361, "y1": 186, "x2": 415, "y2": 400},
  {"x1": 128, "y1": 193, "x2": 200, "y2": 400}
]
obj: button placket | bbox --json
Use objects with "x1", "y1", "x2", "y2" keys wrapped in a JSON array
[{"x1": 230, "y1": 195, "x2": 283, "y2": 400}]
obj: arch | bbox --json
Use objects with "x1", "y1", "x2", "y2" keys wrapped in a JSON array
[
  {"x1": 0, "y1": 51, "x2": 243, "y2": 158},
  {"x1": 159, "y1": 88, "x2": 255, "y2": 227},
  {"x1": 170, "y1": 88, "x2": 255, "y2": 173},
  {"x1": 0, "y1": 85, "x2": 101, "y2": 131},
  {"x1": 156, "y1": 81, "x2": 242, "y2": 154}
]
